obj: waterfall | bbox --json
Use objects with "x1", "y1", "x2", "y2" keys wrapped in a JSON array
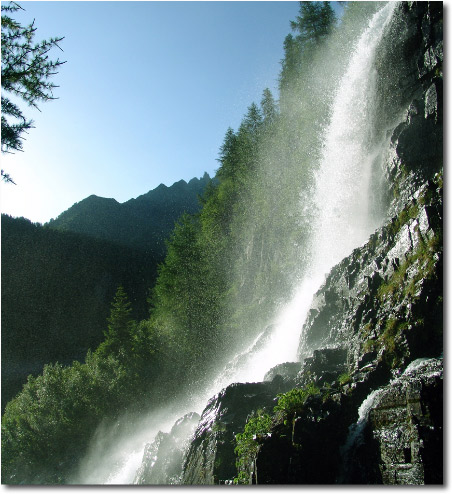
[
  {"x1": 208, "y1": 2, "x2": 397, "y2": 385},
  {"x1": 310, "y1": 2, "x2": 397, "y2": 277},
  {"x1": 74, "y1": 3, "x2": 398, "y2": 484}
]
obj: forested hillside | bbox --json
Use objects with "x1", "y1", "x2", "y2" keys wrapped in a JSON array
[
  {"x1": 1, "y1": 215, "x2": 155, "y2": 406},
  {"x1": 1, "y1": 175, "x2": 210, "y2": 408}
]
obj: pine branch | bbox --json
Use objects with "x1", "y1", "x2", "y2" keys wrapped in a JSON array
[{"x1": 1, "y1": 1, "x2": 65, "y2": 154}]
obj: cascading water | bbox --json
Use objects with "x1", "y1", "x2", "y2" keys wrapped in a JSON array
[
  {"x1": 208, "y1": 1, "x2": 398, "y2": 386},
  {"x1": 310, "y1": 2, "x2": 397, "y2": 276},
  {"x1": 75, "y1": 3, "x2": 398, "y2": 484},
  {"x1": 336, "y1": 387, "x2": 385, "y2": 483}
]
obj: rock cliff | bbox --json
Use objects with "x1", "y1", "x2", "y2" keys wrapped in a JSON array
[{"x1": 343, "y1": 357, "x2": 443, "y2": 484}]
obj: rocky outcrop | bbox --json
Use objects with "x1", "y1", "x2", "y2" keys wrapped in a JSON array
[
  {"x1": 341, "y1": 358, "x2": 443, "y2": 484},
  {"x1": 295, "y1": 348, "x2": 348, "y2": 386},
  {"x1": 252, "y1": 349, "x2": 354, "y2": 484},
  {"x1": 377, "y1": 1, "x2": 443, "y2": 217},
  {"x1": 263, "y1": 361, "x2": 300, "y2": 383},
  {"x1": 299, "y1": 172, "x2": 442, "y2": 373},
  {"x1": 368, "y1": 358, "x2": 443, "y2": 485},
  {"x1": 237, "y1": 356, "x2": 443, "y2": 485},
  {"x1": 181, "y1": 380, "x2": 293, "y2": 485}
]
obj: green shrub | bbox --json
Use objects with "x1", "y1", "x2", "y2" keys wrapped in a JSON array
[
  {"x1": 274, "y1": 382, "x2": 320, "y2": 419},
  {"x1": 1, "y1": 352, "x2": 130, "y2": 484},
  {"x1": 234, "y1": 409, "x2": 272, "y2": 484},
  {"x1": 378, "y1": 228, "x2": 441, "y2": 304},
  {"x1": 378, "y1": 317, "x2": 409, "y2": 368},
  {"x1": 363, "y1": 338, "x2": 376, "y2": 353}
]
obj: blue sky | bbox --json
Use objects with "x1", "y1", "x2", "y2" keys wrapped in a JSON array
[{"x1": 1, "y1": 0, "x2": 305, "y2": 224}]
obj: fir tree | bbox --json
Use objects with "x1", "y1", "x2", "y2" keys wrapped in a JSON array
[
  {"x1": 1, "y1": 1, "x2": 65, "y2": 182},
  {"x1": 279, "y1": 33, "x2": 301, "y2": 94},
  {"x1": 217, "y1": 127, "x2": 238, "y2": 180},
  {"x1": 240, "y1": 102, "x2": 263, "y2": 136},
  {"x1": 99, "y1": 285, "x2": 136, "y2": 357},
  {"x1": 290, "y1": 1, "x2": 336, "y2": 48},
  {"x1": 260, "y1": 88, "x2": 278, "y2": 127},
  {"x1": 279, "y1": 1, "x2": 336, "y2": 100}
]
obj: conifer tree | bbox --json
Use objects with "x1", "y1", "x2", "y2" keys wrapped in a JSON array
[
  {"x1": 260, "y1": 88, "x2": 278, "y2": 125},
  {"x1": 290, "y1": 1, "x2": 336, "y2": 48},
  {"x1": 240, "y1": 102, "x2": 263, "y2": 136},
  {"x1": 1, "y1": 1, "x2": 65, "y2": 182},
  {"x1": 279, "y1": 34, "x2": 301, "y2": 94},
  {"x1": 100, "y1": 285, "x2": 136, "y2": 357},
  {"x1": 279, "y1": 1, "x2": 336, "y2": 99},
  {"x1": 236, "y1": 102, "x2": 263, "y2": 177},
  {"x1": 217, "y1": 127, "x2": 239, "y2": 181}
]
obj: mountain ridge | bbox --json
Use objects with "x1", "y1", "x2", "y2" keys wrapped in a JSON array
[{"x1": 47, "y1": 173, "x2": 212, "y2": 255}]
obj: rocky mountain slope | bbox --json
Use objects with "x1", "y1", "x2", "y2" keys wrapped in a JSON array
[{"x1": 134, "y1": 2, "x2": 443, "y2": 485}]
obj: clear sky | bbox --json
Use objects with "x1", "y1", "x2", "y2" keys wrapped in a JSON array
[{"x1": 1, "y1": 0, "x2": 303, "y2": 224}]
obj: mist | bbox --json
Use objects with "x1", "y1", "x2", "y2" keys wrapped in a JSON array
[{"x1": 69, "y1": 3, "x2": 403, "y2": 485}]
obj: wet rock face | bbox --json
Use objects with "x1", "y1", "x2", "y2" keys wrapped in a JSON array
[
  {"x1": 251, "y1": 358, "x2": 443, "y2": 485},
  {"x1": 375, "y1": 2, "x2": 442, "y2": 133},
  {"x1": 300, "y1": 173, "x2": 442, "y2": 371},
  {"x1": 380, "y1": 2, "x2": 443, "y2": 217},
  {"x1": 263, "y1": 361, "x2": 300, "y2": 383},
  {"x1": 370, "y1": 358, "x2": 443, "y2": 484},
  {"x1": 257, "y1": 392, "x2": 352, "y2": 484},
  {"x1": 134, "y1": 412, "x2": 200, "y2": 485},
  {"x1": 296, "y1": 347, "x2": 348, "y2": 387},
  {"x1": 343, "y1": 358, "x2": 443, "y2": 485},
  {"x1": 181, "y1": 380, "x2": 293, "y2": 485},
  {"x1": 237, "y1": 348, "x2": 354, "y2": 485}
]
